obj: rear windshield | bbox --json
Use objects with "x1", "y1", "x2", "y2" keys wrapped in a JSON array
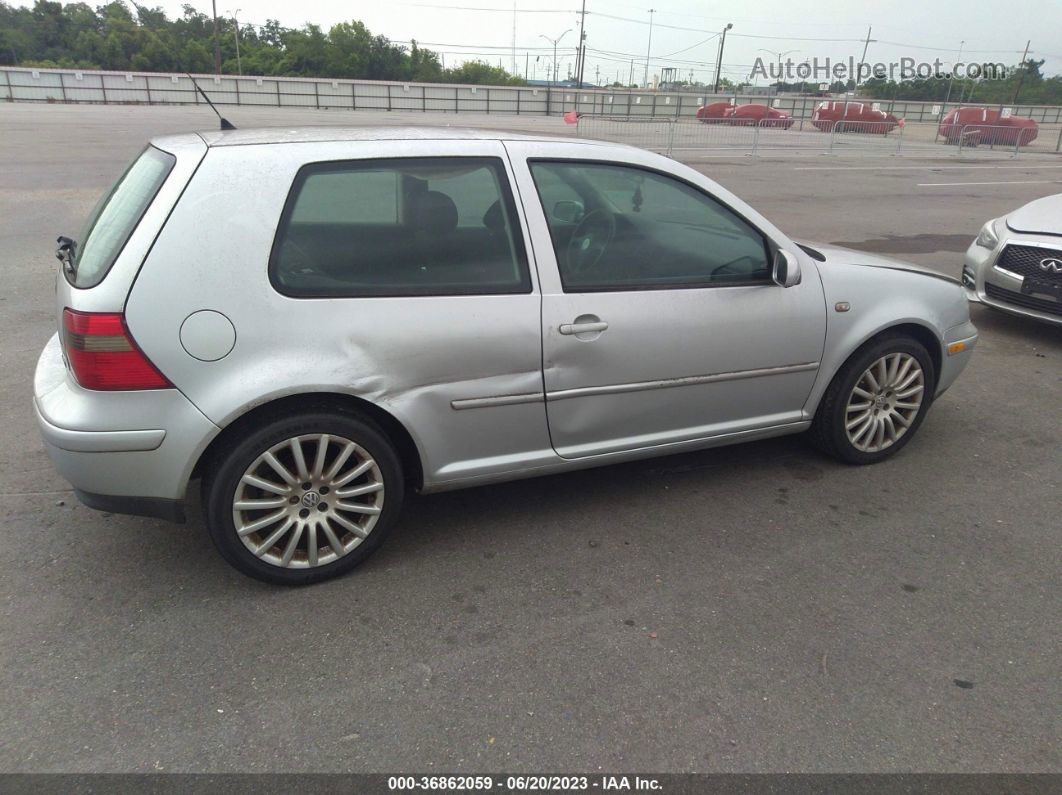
[{"x1": 71, "y1": 146, "x2": 175, "y2": 288}]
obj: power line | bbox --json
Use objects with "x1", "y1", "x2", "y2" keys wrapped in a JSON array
[{"x1": 658, "y1": 34, "x2": 720, "y2": 59}]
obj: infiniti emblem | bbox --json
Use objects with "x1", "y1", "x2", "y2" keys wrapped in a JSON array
[
  {"x1": 301, "y1": 491, "x2": 320, "y2": 508},
  {"x1": 1039, "y1": 257, "x2": 1062, "y2": 274}
]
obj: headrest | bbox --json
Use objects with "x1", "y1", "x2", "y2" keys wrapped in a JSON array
[
  {"x1": 482, "y1": 199, "x2": 504, "y2": 233},
  {"x1": 411, "y1": 190, "x2": 458, "y2": 236}
]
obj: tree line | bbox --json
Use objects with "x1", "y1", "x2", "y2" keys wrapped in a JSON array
[
  {"x1": 2, "y1": 1, "x2": 1059, "y2": 103},
  {"x1": 0, "y1": 0, "x2": 526, "y2": 86}
]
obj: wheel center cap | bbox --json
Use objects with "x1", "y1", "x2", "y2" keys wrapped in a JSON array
[{"x1": 301, "y1": 491, "x2": 321, "y2": 509}]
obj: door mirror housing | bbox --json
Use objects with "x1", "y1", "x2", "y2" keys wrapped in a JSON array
[
  {"x1": 772, "y1": 249, "x2": 802, "y2": 287},
  {"x1": 552, "y1": 200, "x2": 584, "y2": 223}
]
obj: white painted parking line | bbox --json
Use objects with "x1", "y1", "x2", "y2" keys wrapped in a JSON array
[
  {"x1": 916, "y1": 180, "x2": 1062, "y2": 187},
  {"x1": 795, "y1": 164, "x2": 1062, "y2": 171}
]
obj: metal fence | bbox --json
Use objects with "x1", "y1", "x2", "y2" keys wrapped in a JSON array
[
  {"x1": 574, "y1": 115, "x2": 1050, "y2": 159},
  {"x1": 3, "y1": 66, "x2": 1060, "y2": 155},
  {"x1": 5, "y1": 65, "x2": 1062, "y2": 128},
  {"x1": 0, "y1": 67, "x2": 558, "y2": 114},
  {"x1": 951, "y1": 125, "x2": 1026, "y2": 157}
]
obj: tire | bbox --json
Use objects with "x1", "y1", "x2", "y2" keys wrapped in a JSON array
[
  {"x1": 202, "y1": 410, "x2": 404, "y2": 586},
  {"x1": 810, "y1": 333, "x2": 937, "y2": 465}
]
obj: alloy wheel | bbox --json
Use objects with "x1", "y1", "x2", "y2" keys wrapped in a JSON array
[
  {"x1": 844, "y1": 352, "x2": 925, "y2": 453},
  {"x1": 232, "y1": 434, "x2": 384, "y2": 569}
]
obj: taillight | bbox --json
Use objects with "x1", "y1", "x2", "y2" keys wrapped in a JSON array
[{"x1": 61, "y1": 309, "x2": 172, "y2": 390}]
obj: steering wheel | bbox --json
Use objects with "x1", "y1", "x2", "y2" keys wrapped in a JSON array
[{"x1": 566, "y1": 209, "x2": 616, "y2": 275}]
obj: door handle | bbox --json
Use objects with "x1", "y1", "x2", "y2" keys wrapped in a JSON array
[{"x1": 559, "y1": 320, "x2": 608, "y2": 336}]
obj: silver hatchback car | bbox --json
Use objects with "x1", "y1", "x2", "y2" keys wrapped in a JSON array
[{"x1": 35, "y1": 127, "x2": 978, "y2": 584}]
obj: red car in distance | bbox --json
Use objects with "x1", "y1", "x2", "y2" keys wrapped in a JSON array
[
  {"x1": 696, "y1": 102, "x2": 794, "y2": 129},
  {"x1": 695, "y1": 102, "x2": 734, "y2": 122},
  {"x1": 728, "y1": 104, "x2": 794, "y2": 129},
  {"x1": 938, "y1": 107, "x2": 1038, "y2": 146},
  {"x1": 811, "y1": 101, "x2": 900, "y2": 134}
]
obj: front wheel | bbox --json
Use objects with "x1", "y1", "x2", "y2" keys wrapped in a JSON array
[
  {"x1": 202, "y1": 411, "x2": 404, "y2": 585},
  {"x1": 810, "y1": 334, "x2": 936, "y2": 464}
]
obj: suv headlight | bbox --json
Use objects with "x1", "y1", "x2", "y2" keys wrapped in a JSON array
[{"x1": 975, "y1": 219, "x2": 1000, "y2": 249}]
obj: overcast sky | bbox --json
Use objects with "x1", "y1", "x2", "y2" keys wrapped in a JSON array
[{"x1": 43, "y1": 1, "x2": 1062, "y2": 84}]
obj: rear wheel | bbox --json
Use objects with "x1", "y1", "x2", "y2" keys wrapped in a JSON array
[
  {"x1": 203, "y1": 411, "x2": 403, "y2": 585},
  {"x1": 810, "y1": 333, "x2": 936, "y2": 464}
]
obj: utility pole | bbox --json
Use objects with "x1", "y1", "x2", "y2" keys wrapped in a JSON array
[
  {"x1": 1010, "y1": 39, "x2": 1032, "y2": 106},
  {"x1": 843, "y1": 26, "x2": 873, "y2": 117},
  {"x1": 713, "y1": 22, "x2": 733, "y2": 93},
  {"x1": 643, "y1": 9, "x2": 655, "y2": 88},
  {"x1": 628, "y1": 59, "x2": 634, "y2": 88},
  {"x1": 229, "y1": 8, "x2": 242, "y2": 76},
  {"x1": 857, "y1": 25, "x2": 872, "y2": 82},
  {"x1": 576, "y1": 0, "x2": 587, "y2": 88},
  {"x1": 211, "y1": 0, "x2": 221, "y2": 74},
  {"x1": 943, "y1": 39, "x2": 963, "y2": 107},
  {"x1": 525, "y1": 51, "x2": 529, "y2": 80}
]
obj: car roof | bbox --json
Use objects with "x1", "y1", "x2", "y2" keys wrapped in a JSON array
[{"x1": 163, "y1": 125, "x2": 599, "y2": 148}]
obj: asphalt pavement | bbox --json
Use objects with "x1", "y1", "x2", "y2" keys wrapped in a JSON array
[{"x1": 0, "y1": 103, "x2": 1058, "y2": 773}]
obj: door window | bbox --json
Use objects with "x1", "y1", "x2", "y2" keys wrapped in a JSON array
[
  {"x1": 271, "y1": 157, "x2": 530, "y2": 297},
  {"x1": 529, "y1": 161, "x2": 770, "y2": 292}
]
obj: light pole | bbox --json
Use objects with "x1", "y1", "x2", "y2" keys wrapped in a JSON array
[
  {"x1": 643, "y1": 9, "x2": 655, "y2": 88},
  {"x1": 943, "y1": 40, "x2": 963, "y2": 107},
  {"x1": 211, "y1": 0, "x2": 221, "y2": 74},
  {"x1": 539, "y1": 30, "x2": 571, "y2": 87},
  {"x1": 228, "y1": 8, "x2": 242, "y2": 76},
  {"x1": 758, "y1": 48, "x2": 799, "y2": 98},
  {"x1": 713, "y1": 22, "x2": 733, "y2": 93}
]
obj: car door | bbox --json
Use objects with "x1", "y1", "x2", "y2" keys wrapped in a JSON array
[
  {"x1": 505, "y1": 140, "x2": 826, "y2": 459},
  {"x1": 129, "y1": 138, "x2": 553, "y2": 489}
]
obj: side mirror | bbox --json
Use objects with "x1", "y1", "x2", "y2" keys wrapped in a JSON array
[
  {"x1": 552, "y1": 200, "x2": 584, "y2": 223},
  {"x1": 772, "y1": 249, "x2": 802, "y2": 288}
]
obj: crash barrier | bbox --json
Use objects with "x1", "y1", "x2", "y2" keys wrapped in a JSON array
[{"x1": 573, "y1": 115, "x2": 1051, "y2": 159}]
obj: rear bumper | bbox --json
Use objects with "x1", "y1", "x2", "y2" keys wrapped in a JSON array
[
  {"x1": 34, "y1": 333, "x2": 219, "y2": 521},
  {"x1": 34, "y1": 402, "x2": 166, "y2": 453},
  {"x1": 73, "y1": 489, "x2": 186, "y2": 523}
]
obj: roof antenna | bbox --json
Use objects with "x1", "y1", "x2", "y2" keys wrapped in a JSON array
[{"x1": 186, "y1": 73, "x2": 237, "y2": 130}]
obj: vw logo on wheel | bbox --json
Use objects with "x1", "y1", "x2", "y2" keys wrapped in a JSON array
[
  {"x1": 1039, "y1": 257, "x2": 1062, "y2": 273},
  {"x1": 301, "y1": 491, "x2": 321, "y2": 508}
]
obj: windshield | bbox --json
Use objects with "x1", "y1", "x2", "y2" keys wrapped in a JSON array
[{"x1": 71, "y1": 146, "x2": 175, "y2": 288}]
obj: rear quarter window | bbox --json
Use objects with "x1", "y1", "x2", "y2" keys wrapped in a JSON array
[{"x1": 71, "y1": 146, "x2": 175, "y2": 289}]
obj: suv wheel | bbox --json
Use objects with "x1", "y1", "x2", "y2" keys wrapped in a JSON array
[
  {"x1": 203, "y1": 411, "x2": 403, "y2": 585},
  {"x1": 811, "y1": 333, "x2": 936, "y2": 465}
]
